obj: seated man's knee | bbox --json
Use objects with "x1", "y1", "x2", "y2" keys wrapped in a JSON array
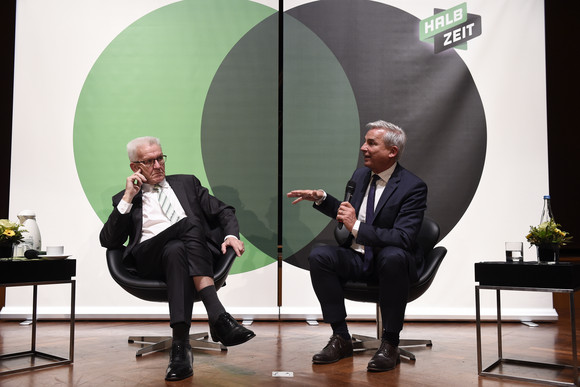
[
  {"x1": 375, "y1": 246, "x2": 408, "y2": 273},
  {"x1": 162, "y1": 240, "x2": 188, "y2": 269},
  {"x1": 308, "y1": 245, "x2": 334, "y2": 270}
]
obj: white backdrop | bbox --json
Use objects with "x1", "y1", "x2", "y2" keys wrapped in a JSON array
[{"x1": 5, "y1": 0, "x2": 551, "y2": 322}]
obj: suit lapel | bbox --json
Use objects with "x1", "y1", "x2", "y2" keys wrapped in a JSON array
[
  {"x1": 166, "y1": 176, "x2": 194, "y2": 217},
  {"x1": 374, "y1": 164, "x2": 402, "y2": 217},
  {"x1": 352, "y1": 170, "x2": 371, "y2": 214},
  {"x1": 129, "y1": 192, "x2": 143, "y2": 249}
]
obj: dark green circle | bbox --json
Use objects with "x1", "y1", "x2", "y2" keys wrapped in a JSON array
[{"x1": 201, "y1": 13, "x2": 360, "y2": 262}]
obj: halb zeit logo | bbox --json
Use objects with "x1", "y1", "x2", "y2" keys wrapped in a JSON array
[{"x1": 420, "y1": 2, "x2": 482, "y2": 53}]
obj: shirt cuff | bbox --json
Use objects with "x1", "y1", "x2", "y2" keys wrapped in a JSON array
[
  {"x1": 351, "y1": 220, "x2": 360, "y2": 238},
  {"x1": 117, "y1": 199, "x2": 133, "y2": 214},
  {"x1": 314, "y1": 190, "x2": 327, "y2": 206},
  {"x1": 224, "y1": 235, "x2": 239, "y2": 242}
]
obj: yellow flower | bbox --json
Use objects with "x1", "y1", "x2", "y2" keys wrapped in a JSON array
[
  {"x1": 526, "y1": 219, "x2": 572, "y2": 247},
  {"x1": 0, "y1": 219, "x2": 24, "y2": 244}
]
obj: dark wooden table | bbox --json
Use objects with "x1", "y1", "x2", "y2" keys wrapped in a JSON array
[
  {"x1": 475, "y1": 261, "x2": 580, "y2": 386},
  {"x1": 0, "y1": 258, "x2": 76, "y2": 376}
]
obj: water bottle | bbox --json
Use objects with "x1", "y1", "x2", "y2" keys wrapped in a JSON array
[{"x1": 540, "y1": 195, "x2": 554, "y2": 224}]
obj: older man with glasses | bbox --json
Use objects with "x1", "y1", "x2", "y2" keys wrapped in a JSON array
[{"x1": 100, "y1": 136, "x2": 254, "y2": 381}]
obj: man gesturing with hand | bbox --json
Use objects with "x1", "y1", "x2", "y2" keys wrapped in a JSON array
[{"x1": 288, "y1": 121, "x2": 427, "y2": 373}]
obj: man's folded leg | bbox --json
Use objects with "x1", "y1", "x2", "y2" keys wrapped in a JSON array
[{"x1": 197, "y1": 284, "x2": 256, "y2": 346}]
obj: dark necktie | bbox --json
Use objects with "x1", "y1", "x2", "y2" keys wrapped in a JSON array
[{"x1": 363, "y1": 174, "x2": 380, "y2": 272}]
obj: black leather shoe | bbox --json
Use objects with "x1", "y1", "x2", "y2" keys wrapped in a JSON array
[
  {"x1": 312, "y1": 334, "x2": 353, "y2": 364},
  {"x1": 367, "y1": 340, "x2": 401, "y2": 372},
  {"x1": 210, "y1": 312, "x2": 255, "y2": 346},
  {"x1": 165, "y1": 341, "x2": 193, "y2": 381}
]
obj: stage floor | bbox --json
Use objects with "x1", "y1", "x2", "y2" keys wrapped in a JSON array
[{"x1": 0, "y1": 319, "x2": 576, "y2": 386}]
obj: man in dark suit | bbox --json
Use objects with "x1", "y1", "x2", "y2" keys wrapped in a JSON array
[
  {"x1": 287, "y1": 120, "x2": 427, "y2": 372},
  {"x1": 100, "y1": 136, "x2": 255, "y2": 381}
]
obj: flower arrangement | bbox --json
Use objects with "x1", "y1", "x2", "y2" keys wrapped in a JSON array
[
  {"x1": 0, "y1": 219, "x2": 25, "y2": 245},
  {"x1": 526, "y1": 219, "x2": 572, "y2": 247}
]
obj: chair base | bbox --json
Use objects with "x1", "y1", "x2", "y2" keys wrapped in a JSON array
[
  {"x1": 129, "y1": 332, "x2": 227, "y2": 356},
  {"x1": 351, "y1": 334, "x2": 432, "y2": 361}
]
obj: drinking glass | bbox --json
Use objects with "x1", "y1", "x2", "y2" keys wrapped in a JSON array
[{"x1": 505, "y1": 242, "x2": 524, "y2": 262}]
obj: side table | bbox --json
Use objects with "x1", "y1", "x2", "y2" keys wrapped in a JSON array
[
  {"x1": 0, "y1": 259, "x2": 76, "y2": 376},
  {"x1": 475, "y1": 261, "x2": 580, "y2": 386}
]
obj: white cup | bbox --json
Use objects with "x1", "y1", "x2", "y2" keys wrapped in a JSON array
[{"x1": 46, "y1": 245, "x2": 64, "y2": 256}]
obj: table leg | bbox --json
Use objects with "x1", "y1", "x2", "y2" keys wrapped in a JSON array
[
  {"x1": 570, "y1": 292, "x2": 578, "y2": 385},
  {"x1": 496, "y1": 289, "x2": 503, "y2": 359},
  {"x1": 475, "y1": 285, "x2": 482, "y2": 374},
  {"x1": 69, "y1": 280, "x2": 76, "y2": 361},
  {"x1": 31, "y1": 284, "x2": 38, "y2": 352},
  {"x1": 0, "y1": 279, "x2": 75, "y2": 376}
]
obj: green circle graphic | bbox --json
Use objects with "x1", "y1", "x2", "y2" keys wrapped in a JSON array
[{"x1": 73, "y1": 0, "x2": 277, "y2": 274}]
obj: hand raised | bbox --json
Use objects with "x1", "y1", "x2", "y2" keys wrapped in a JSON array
[
  {"x1": 123, "y1": 169, "x2": 146, "y2": 202},
  {"x1": 287, "y1": 189, "x2": 324, "y2": 204}
]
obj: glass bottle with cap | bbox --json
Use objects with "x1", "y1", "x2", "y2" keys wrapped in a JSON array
[{"x1": 540, "y1": 195, "x2": 554, "y2": 224}]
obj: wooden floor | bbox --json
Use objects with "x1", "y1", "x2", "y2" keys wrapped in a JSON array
[{"x1": 0, "y1": 318, "x2": 578, "y2": 386}]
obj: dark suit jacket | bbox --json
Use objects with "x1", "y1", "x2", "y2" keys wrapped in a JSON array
[
  {"x1": 314, "y1": 163, "x2": 428, "y2": 276},
  {"x1": 99, "y1": 174, "x2": 239, "y2": 261}
]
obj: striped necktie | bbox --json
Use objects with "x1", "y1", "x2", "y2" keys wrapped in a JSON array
[{"x1": 154, "y1": 184, "x2": 179, "y2": 224}]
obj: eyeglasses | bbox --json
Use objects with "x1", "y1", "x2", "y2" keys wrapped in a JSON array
[{"x1": 132, "y1": 155, "x2": 167, "y2": 168}]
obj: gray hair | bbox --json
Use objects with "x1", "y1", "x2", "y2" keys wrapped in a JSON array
[
  {"x1": 365, "y1": 120, "x2": 406, "y2": 160},
  {"x1": 127, "y1": 136, "x2": 161, "y2": 162}
]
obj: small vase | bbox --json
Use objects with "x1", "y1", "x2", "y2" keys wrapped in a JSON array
[
  {"x1": 537, "y1": 243, "x2": 560, "y2": 263},
  {"x1": 0, "y1": 243, "x2": 13, "y2": 259}
]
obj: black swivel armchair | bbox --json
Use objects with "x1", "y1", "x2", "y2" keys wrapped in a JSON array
[
  {"x1": 342, "y1": 217, "x2": 447, "y2": 360},
  {"x1": 106, "y1": 245, "x2": 237, "y2": 356}
]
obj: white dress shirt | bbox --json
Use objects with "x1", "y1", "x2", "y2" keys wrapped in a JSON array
[
  {"x1": 117, "y1": 178, "x2": 238, "y2": 244},
  {"x1": 315, "y1": 163, "x2": 397, "y2": 254},
  {"x1": 117, "y1": 179, "x2": 186, "y2": 243},
  {"x1": 350, "y1": 163, "x2": 396, "y2": 253}
]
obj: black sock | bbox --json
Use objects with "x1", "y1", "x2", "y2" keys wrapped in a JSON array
[
  {"x1": 331, "y1": 320, "x2": 351, "y2": 340},
  {"x1": 172, "y1": 322, "x2": 190, "y2": 343},
  {"x1": 198, "y1": 285, "x2": 226, "y2": 324},
  {"x1": 383, "y1": 331, "x2": 400, "y2": 347}
]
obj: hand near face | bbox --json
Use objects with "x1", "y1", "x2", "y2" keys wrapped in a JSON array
[{"x1": 123, "y1": 169, "x2": 146, "y2": 203}]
